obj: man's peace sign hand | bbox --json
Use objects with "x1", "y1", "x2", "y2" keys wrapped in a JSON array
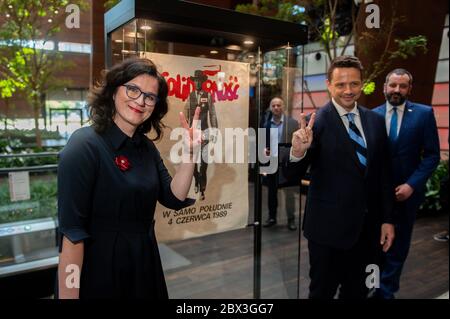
[{"x1": 291, "y1": 112, "x2": 315, "y2": 158}]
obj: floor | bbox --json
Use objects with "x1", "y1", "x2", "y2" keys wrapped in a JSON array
[
  {"x1": 6, "y1": 185, "x2": 446, "y2": 299},
  {"x1": 162, "y1": 185, "x2": 449, "y2": 299}
]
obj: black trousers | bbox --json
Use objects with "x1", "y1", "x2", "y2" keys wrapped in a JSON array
[
  {"x1": 194, "y1": 144, "x2": 208, "y2": 192},
  {"x1": 194, "y1": 161, "x2": 208, "y2": 192},
  {"x1": 267, "y1": 172, "x2": 278, "y2": 219},
  {"x1": 308, "y1": 222, "x2": 381, "y2": 299}
]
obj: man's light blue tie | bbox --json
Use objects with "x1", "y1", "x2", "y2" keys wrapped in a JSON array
[
  {"x1": 345, "y1": 113, "x2": 367, "y2": 168},
  {"x1": 389, "y1": 106, "x2": 398, "y2": 144}
]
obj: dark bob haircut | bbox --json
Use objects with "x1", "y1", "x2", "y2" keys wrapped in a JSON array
[{"x1": 88, "y1": 57, "x2": 168, "y2": 141}]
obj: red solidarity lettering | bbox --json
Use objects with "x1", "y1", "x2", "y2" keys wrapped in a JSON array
[{"x1": 161, "y1": 72, "x2": 240, "y2": 103}]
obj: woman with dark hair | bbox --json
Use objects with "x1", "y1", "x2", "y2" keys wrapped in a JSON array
[{"x1": 56, "y1": 58, "x2": 200, "y2": 299}]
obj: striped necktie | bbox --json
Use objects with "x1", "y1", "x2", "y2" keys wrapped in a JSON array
[{"x1": 345, "y1": 113, "x2": 367, "y2": 168}]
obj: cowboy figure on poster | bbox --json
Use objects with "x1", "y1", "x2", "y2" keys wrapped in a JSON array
[{"x1": 184, "y1": 70, "x2": 219, "y2": 201}]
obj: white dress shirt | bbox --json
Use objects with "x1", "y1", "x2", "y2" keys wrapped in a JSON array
[
  {"x1": 290, "y1": 98, "x2": 367, "y2": 162},
  {"x1": 385, "y1": 101, "x2": 405, "y2": 137},
  {"x1": 269, "y1": 114, "x2": 285, "y2": 157}
]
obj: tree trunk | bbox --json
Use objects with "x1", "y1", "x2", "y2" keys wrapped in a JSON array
[
  {"x1": 33, "y1": 95, "x2": 42, "y2": 148},
  {"x1": 4, "y1": 98, "x2": 10, "y2": 131}
]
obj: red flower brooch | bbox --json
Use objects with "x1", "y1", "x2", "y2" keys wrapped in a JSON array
[{"x1": 115, "y1": 155, "x2": 131, "y2": 172}]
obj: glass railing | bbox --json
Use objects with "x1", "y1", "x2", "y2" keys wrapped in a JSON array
[{"x1": 0, "y1": 153, "x2": 58, "y2": 277}]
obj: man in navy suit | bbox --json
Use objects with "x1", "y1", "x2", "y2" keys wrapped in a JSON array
[
  {"x1": 286, "y1": 56, "x2": 395, "y2": 299},
  {"x1": 373, "y1": 69, "x2": 440, "y2": 299}
]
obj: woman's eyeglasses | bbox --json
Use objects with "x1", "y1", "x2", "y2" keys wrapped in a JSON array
[{"x1": 122, "y1": 84, "x2": 159, "y2": 107}]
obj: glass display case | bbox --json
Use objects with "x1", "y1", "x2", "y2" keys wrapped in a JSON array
[{"x1": 105, "y1": 0, "x2": 308, "y2": 299}]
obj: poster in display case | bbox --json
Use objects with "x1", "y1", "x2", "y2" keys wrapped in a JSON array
[{"x1": 144, "y1": 52, "x2": 250, "y2": 242}]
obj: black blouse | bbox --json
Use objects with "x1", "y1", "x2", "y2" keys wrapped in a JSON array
[{"x1": 57, "y1": 123, "x2": 195, "y2": 298}]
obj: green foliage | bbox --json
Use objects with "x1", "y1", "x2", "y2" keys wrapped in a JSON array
[
  {"x1": 275, "y1": 2, "x2": 307, "y2": 23},
  {"x1": 420, "y1": 160, "x2": 449, "y2": 214},
  {"x1": 0, "y1": 175, "x2": 58, "y2": 224},
  {"x1": 236, "y1": 0, "x2": 307, "y2": 23},
  {"x1": 263, "y1": 50, "x2": 287, "y2": 86},
  {"x1": 105, "y1": 0, "x2": 121, "y2": 10},
  {"x1": 0, "y1": 0, "x2": 87, "y2": 146},
  {"x1": 236, "y1": 0, "x2": 277, "y2": 17},
  {"x1": 0, "y1": 138, "x2": 21, "y2": 155},
  {"x1": 320, "y1": 17, "x2": 339, "y2": 44},
  {"x1": 389, "y1": 35, "x2": 428, "y2": 60},
  {"x1": 0, "y1": 78, "x2": 23, "y2": 98},
  {"x1": 0, "y1": 129, "x2": 62, "y2": 167},
  {"x1": 362, "y1": 81, "x2": 375, "y2": 95},
  {"x1": 0, "y1": 128, "x2": 63, "y2": 142},
  {"x1": 0, "y1": 48, "x2": 31, "y2": 98},
  {"x1": 0, "y1": 152, "x2": 58, "y2": 168},
  {"x1": 0, "y1": 145, "x2": 59, "y2": 167}
]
